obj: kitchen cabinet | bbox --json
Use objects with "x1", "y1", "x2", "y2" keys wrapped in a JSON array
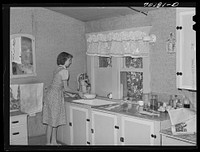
[
  {"x1": 91, "y1": 108, "x2": 167, "y2": 145},
  {"x1": 161, "y1": 134, "x2": 195, "y2": 146},
  {"x1": 69, "y1": 105, "x2": 90, "y2": 145},
  {"x1": 120, "y1": 116, "x2": 160, "y2": 145},
  {"x1": 58, "y1": 100, "x2": 170, "y2": 145},
  {"x1": 10, "y1": 112, "x2": 28, "y2": 145},
  {"x1": 176, "y1": 8, "x2": 196, "y2": 90},
  {"x1": 91, "y1": 109, "x2": 118, "y2": 145}
]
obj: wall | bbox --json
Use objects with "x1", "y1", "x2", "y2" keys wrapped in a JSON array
[
  {"x1": 85, "y1": 8, "x2": 196, "y2": 109},
  {"x1": 10, "y1": 7, "x2": 86, "y2": 136}
]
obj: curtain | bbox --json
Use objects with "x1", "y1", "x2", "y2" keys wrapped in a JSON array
[{"x1": 86, "y1": 26, "x2": 156, "y2": 57}]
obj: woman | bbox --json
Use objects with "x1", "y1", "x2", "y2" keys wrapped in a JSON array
[{"x1": 42, "y1": 52, "x2": 83, "y2": 145}]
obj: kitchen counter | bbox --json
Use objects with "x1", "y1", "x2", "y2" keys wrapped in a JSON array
[
  {"x1": 160, "y1": 128, "x2": 196, "y2": 144},
  {"x1": 93, "y1": 103, "x2": 170, "y2": 122},
  {"x1": 10, "y1": 110, "x2": 27, "y2": 117},
  {"x1": 64, "y1": 96, "x2": 170, "y2": 122}
]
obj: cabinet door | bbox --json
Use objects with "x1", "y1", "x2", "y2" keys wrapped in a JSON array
[
  {"x1": 120, "y1": 116, "x2": 157, "y2": 145},
  {"x1": 91, "y1": 110, "x2": 118, "y2": 145},
  {"x1": 176, "y1": 8, "x2": 196, "y2": 90},
  {"x1": 57, "y1": 102, "x2": 71, "y2": 145},
  {"x1": 70, "y1": 105, "x2": 89, "y2": 145}
]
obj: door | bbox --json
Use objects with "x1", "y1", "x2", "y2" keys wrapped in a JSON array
[
  {"x1": 120, "y1": 116, "x2": 156, "y2": 145},
  {"x1": 91, "y1": 110, "x2": 118, "y2": 145},
  {"x1": 176, "y1": 8, "x2": 196, "y2": 90},
  {"x1": 70, "y1": 105, "x2": 90, "y2": 145}
]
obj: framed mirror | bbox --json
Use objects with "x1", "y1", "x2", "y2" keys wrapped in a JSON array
[{"x1": 10, "y1": 34, "x2": 36, "y2": 78}]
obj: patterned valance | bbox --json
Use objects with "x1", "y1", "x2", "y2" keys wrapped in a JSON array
[{"x1": 86, "y1": 26, "x2": 156, "y2": 57}]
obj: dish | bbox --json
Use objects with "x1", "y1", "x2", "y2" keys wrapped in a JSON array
[{"x1": 83, "y1": 93, "x2": 96, "y2": 99}]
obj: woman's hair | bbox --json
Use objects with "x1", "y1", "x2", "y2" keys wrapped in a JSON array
[{"x1": 57, "y1": 52, "x2": 73, "y2": 65}]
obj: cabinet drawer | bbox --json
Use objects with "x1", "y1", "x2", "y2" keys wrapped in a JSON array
[
  {"x1": 162, "y1": 135, "x2": 195, "y2": 146},
  {"x1": 10, "y1": 125, "x2": 27, "y2": 141},
  {"x1": 10, "y1": 136, "x2": 28, "y2": 145},
  {"x1": 10, "y1": 115, "x2": 27, "y2": 128}
]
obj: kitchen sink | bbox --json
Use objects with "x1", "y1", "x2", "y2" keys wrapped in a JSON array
[{"x1": 71, "y1": 98, "x2": 117, "y2": 106}]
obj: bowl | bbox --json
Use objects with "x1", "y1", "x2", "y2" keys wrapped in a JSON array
[
  {"x1": 83, "y1": 93, "x2": 96, "y2": 99},
  {"x1": 137, "y1": 100, "x2": 144, "y2": 106}
]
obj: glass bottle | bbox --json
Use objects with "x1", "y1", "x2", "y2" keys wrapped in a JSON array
[
  {"x1": 169, "y1": 95, "x2": 173, "y2": 106},
  {"x1": 173, "y1": 95, "x2": 178, "y2": 109},
  {"x1": 183, "y1": 95, "x2": 190, "y2": 108}
]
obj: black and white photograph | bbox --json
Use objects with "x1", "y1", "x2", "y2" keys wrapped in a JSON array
[{"x1": 3, "y1": 2, "x2": 197, "y2": 151}]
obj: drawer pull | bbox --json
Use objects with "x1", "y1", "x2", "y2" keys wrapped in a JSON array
[
  {"x1": 120, "y1": 137, "x2": 124, "y2": 142},
  {"x1": 151, "y1": 134, "x2": 157, "y2": 138},
  {"x1": 12, "y1": 121, "x2": 19, "y2": 124},
  {"x1": 12, "y1": 132, "x2": 20, "y2": 135}
]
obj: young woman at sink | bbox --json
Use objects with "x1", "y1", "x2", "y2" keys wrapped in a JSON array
[{"x1": 42, "y1": 52, "x2": 83, "y2": 145}]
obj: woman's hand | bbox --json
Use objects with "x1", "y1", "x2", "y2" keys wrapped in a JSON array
[{"x1": 78, "y1": 92, "x2": 85, "y2": 98}]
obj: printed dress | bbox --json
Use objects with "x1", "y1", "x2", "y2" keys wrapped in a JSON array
[{"x1": 42, "y1": 66, "x2": 68, "y2": 127}]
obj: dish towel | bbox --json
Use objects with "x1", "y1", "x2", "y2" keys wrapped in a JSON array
[
  {"x1": 20, "y1": 83, "x2": 44, "y2": 116},
  {"x1": 10, "y1": 84, "x2": 19, "y2": 100}
]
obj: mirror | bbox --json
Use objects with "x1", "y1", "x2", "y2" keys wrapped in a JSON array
[{"x1": 10, "y1": 34, "x2": 36, "y2": 78}]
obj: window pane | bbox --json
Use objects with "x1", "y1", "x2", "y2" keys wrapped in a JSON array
[
  {"x1": 125, "y1": 57, "x2": 143, "y2": 68},
  {"x1": 99, "y1": 57, "x2": 112, "y2": 68},
  {"x1": 121, "y1": 71, "x2": 143, "y2": 101}
]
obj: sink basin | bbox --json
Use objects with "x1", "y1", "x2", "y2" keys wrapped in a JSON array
[{"x1": 72, "y1": 98, "x2": 116, "y2": 106}]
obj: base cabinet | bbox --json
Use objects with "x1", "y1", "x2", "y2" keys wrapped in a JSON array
[
  {"x1": 69, "y1": 105, "x2": 90, "y2": 145},
  {"x1": 91, "y1": 109, "x2": 163, "y2": 145},
  {"x1": 58, "y1": 102, "x2": 170, "y2": 145},
  {"x1": 161, "y1": 135, "x2": 195, "y2": 146},
  {"x1": 91, "y1": 110, "x2": 118, "y2": 145},
  {"x1": 10, "y1": 113, "x2": 28, "y2": 145},
  {"x1": 120, "y1": 116, "x2": 160, "y2": 145}
]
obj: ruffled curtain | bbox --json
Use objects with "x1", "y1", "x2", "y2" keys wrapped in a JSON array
[{"x1": 86, "y1": 26, "x2": 156, "y2": 57}]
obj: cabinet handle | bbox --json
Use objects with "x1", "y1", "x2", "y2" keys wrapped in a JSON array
[
  {"x1": 86, "y1": 119, "x2": 90, "y2": 122},
  {"x1": 69, "y1": 122, "x2": 72, "y2": 126},
  {"x1": 176, "y1": 26, "x2": 182, "y2": 30},
  {"x1": 114, "y1": 126, "x2": 119, "y2": 129},
  {"x1": 12, "y1": 121, "x2": 19, "y2": 124},
  {"x1": 120, "y1": 137, "x2": 124, "y2": 142},
  {"x1": 12, "y1": 132, "x2": 19, "y2": 135},
  {"x1": 91, "y1": 129, "x2": 94, "y2": 133},
  {"x1": 176, "y1": 72, "x2": 182, "y2": 76},
  {"x1": 151, "y1": 134, "x2": 156, "y2": 138},
  {"x1": 87, "y1": 141, "x2": 90, "y2": 145}
]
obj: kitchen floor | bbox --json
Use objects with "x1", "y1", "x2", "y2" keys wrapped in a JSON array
[
  {"x1": 28, "y1": 135, "x2": 46, "y2": 145},
  {"x1": 28, "y1": 135, "x2": 64, "y2": 145}
]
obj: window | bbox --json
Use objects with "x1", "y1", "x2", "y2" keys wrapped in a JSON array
[
  {"x1": 99, "y1": 57, "x2": 112, "y2": 68},
  {"x1": 120, "y1": 57, "x2": 150, "y2": 101}
]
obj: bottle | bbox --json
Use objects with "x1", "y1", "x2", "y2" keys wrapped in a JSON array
[
  {"x1": 173, "y1": 95, "x2": 178, "y2": 109},
  {"x1": 169, "y1": 95, "x2": 173, "y2": 106},
  {"x1": 183, "y1": 95, "x2": 190, "y2": 108}
]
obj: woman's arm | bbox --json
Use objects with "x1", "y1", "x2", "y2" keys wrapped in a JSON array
[{"x1": 63, "y1": 80, "x2": 84, "y2": 97}]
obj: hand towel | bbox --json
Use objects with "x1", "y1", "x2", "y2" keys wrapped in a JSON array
[
  {"x1": 20, "y1": 83, "x2": 43, "y2": 115},
  {"x1": 10, "y1": 84, "x2": 19, "y2": 100}
]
